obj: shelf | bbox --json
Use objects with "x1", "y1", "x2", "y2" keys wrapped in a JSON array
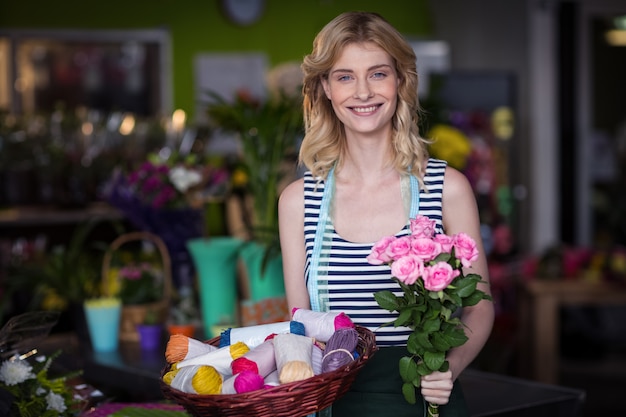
[{"x1": 0, "y1": 203, "x2": 123, "y2": 227}]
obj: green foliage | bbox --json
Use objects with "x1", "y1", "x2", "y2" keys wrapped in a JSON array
[
  {"x1": 4, "y1": 219, "x2": 124, "y2": 321},
  {"x1": 205, "y1": 88, "x2": 303, "y2": 250},
  {"x1": 0, "y1": 350, "x2": 82, "y2": 417},
  {"x1": 375, "y1": 273, "x2": 491, "y2": 404}
]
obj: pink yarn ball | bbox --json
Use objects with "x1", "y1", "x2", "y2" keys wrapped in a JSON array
[
  {"x1": 334, "y1": 312, "x2": 355, "y2": 330},
  {"x1": 234, "y1": 371, "x2": 265, "y2": 393},
  {"x1": 231, "y1": 357, "x2": 259, "y2": 375}
]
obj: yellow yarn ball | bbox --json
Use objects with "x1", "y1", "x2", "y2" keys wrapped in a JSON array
[
  {"x1": 229, "y1": 341, "x2": 250, "y2": 359},
  {"x1": 163, "y1": 363, "x2": 179, "y2": 385},
  {"x1": 192, "y1": 365, "x2": 223, "y2": 395}
]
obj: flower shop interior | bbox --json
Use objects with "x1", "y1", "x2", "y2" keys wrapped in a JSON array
[{"x1": 1, "y1": 0, "x2": 625, "y2": 415}]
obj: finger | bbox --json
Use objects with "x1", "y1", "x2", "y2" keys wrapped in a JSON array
[{"x1": 422, "y1": 391, "x2": 450, "y2": 405}]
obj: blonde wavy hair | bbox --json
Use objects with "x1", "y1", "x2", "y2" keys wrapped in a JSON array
[{"x1": 299, "y1": 11, "x2": 430, "y2": 182}]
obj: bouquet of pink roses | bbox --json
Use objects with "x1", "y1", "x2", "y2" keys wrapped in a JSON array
[{"x1": 367, "y1": 215, "x2": 491, "y2": 416}]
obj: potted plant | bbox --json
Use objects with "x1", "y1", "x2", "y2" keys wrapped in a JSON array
[
  {"x1": 136, "y1": 308, "x2": 163, "y2": 351},
  {"x1": 101, "y1": 231, "x2": 172, "y2": 342},
  {"x1": 203, "y1": 62, "x2": 303, "y2": 311},
  {"x1": 167, "y1": 285, "x2": 199, "y2": 338},
  {"x1": 204, "y1": 62, "x2": 304, "y2": 251},
  {"x1": 4, "y1": 218, "x2": 123, "y2": 339}
]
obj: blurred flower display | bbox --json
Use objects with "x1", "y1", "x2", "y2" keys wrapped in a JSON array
[
  {"x1": 205, "y1": 61, "x2": 304, "y2": 249},
  {"x1": 103, "y1": 152, "x2": 231, "y2": 288}
]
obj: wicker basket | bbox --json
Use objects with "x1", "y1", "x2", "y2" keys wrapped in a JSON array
[
  {"x1": 102, "y1": 231, "x2": 172, "y2": 342},
  {"x1": 160, "y1": 325, "x2": 378, "y2": 417}
]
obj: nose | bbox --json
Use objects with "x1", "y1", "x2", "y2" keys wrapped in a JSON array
[{"x1": 354, "y1": 79, "x2": 373, "y2": 101}]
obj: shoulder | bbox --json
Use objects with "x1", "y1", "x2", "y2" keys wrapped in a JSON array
[
  {"x1": 442, "y1": 165, "x2": 474, "y2": 200},
  {"x1": 440, "y1": 165, "x2": 479, "y2": 233},
  {"x1": 278, "y1": 177, "x2": 305, "y2": 213}
]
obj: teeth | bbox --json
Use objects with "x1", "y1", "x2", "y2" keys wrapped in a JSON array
[{"x1": 353, "y1": 106, "x2": 378, "y2": 113}]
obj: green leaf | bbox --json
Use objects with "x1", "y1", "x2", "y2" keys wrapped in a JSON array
[
  {"x1": 422, "y1": 318, "x2": 441, "y2": 333},
  {"x1": 374, "y1": 290, "x2": 400, "y2": 311},
  {"x1": 416, "y1": 361, "x2": 431, "y2": 376},
  {"x1": 399, "y1": 356, "x2": 418, "y2": 383},
  {"x1": 431, "y1": 331, "x2": 452, "y2": 351},
  {"x1": 395, "y1": 308, "x2": 412, "y2": 327},
  {"x1": 447, "y1": 291, "x2": 462, "y2": 306},
  {"x1": 432, "y1": 252, "x2": 451, "y2": 263},
  {"x1": 407, "y1": 332, "x2": 429, "y2": 354},
  {"x1": 440, "y1": 306, "x2": 452, "y2": 321},
  {"x1": 413, "y1": 330, "x2": 433, "y2": 350},
  {"x1": 462, "y1": 290, "x2": 485, "y2": 307},
  {"x1": 424, "y1": 350, "x2": 446, "y2": 372},
  {"x1": 402, "y1": 382, "x2": 417, "y2": 404},
  {"x1": 455, "y1": 277, "x2": 478, "y2": 297},
  {"x1": 445, "y1": 328, "x2": 469, "y2": 348}
]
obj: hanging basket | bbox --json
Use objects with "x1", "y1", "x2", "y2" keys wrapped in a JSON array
[
  {"x1": 160, "y1": 325, "x2": 377, "y2": 417},
  {"x1": 101, "y1": 231, "x2": 172, "y2": 342}
]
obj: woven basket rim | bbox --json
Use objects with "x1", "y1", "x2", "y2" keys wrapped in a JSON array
[
  {"x1": 101, "y1": 231, "x2": 173, "y2": 302},
  {"x1": 160, "y1": 325, "x2": 378, "y2": 417}
]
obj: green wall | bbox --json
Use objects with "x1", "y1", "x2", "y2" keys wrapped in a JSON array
[{"x1": 0, "y1": 0, "x2": 432, "y2": 119}]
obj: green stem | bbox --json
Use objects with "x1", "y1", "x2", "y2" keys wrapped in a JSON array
[{"x1": 428, "y1": 402, "x2": 439, "y2": 417}]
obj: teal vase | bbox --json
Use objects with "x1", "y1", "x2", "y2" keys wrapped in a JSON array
[
  {"x1": 238, "y1": 242, "x2": 285, "y2": 302},
  {"x1": 187, "y1": 237, "x2": 243, "y2": 338}
]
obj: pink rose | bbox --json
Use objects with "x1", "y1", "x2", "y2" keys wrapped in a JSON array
[
  {"x1": 390, "y1": 254, "x2": 424, "y2": 285},
  {"x1": 386, "y1": 236, "x2": 412, "y2": 261},
  {"x1": 410, "y1": 237, "x2": 442, "y2": 262},
  {"x1": 409, "y1": 215, "x2": 436, "y2": 238},
  {"x1": 366, "y1": 235, "x2": 397, "y2": 265},
  {"x1": 453, "y1": 233, "x2": 479, "y2": 268},
  {"x1": 423, "y1": 262, "x2": 460, "y2": 291},
  {"x1": 433, "y1": 233, "x2": 455, "y2": 253}
]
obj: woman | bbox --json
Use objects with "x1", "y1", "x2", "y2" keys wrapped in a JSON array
[{"x1": 278, "y1": 11, "x2": 494, "y2": 416}]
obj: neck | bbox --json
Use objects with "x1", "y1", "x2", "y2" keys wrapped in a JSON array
[{"x1": 339, "y1": 135, "x2": 395, "y2": 182}]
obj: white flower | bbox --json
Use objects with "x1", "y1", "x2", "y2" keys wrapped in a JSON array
[
  {"x1": 0, "y1": 359, "x2": 35, "y2": 386},
  {"x1": 169, "y1": 166, "x2": 202, "y2": 193},
  {"x1": 45, "y1": 391, "x2": 67, "y2": 413}
]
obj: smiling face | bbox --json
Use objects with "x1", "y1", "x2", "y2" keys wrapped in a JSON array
[{"x1": 321, "y1": 42, "x2": 399, "y2": 140}]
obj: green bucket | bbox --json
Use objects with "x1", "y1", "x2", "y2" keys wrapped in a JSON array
[{"x1": 187, "y1": 237, "x2": 242, "y2": 338}]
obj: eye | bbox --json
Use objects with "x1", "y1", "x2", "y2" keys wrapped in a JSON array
[
  {"x1": 371, "y1": 71, "x2": 387, "y2": 79},
  {"x1": 337, "y1": 73, "x2": 352, "y2": 82}
]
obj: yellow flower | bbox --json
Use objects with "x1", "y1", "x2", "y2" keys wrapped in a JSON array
[
  {"x1": 427, "y1": 124, "x2": 472, "y2": 170},
  {"x1": 231, "y1": 169, "x2": 248, "y2": 188},
  {"x1": 41, "y1": 290, "x2": 67, "y2": 311}
]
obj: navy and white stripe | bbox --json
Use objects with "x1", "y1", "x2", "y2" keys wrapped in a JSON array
[{"x1": 303, "y1": 158, "x2": 447, "y2": 346}]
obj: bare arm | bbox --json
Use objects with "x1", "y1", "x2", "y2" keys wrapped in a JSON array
[
  {"x1": 441, "y1": 166, "x2": 495, "y2": 380},
  {"x1": 421, "y1": 166, "x2": 495, "y2": 405},
  {"x1": 278, "y1": 178, "x2": 311, "y2": 311}
]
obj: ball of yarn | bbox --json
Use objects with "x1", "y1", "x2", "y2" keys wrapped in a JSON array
[
  {"x1": 321, "y1": 327, "x2": 359, "y2": 373},
  {"x1": 192, "y1": 365, "x2": 223, "y2": 395},
  {"x1": 233, "y1": 370, "x2": 265, "y2": 393},
  {"x1": 165, "y1": 334, "x2": 217, "y2": 364},
  {"x1": 231, "y1": 357, "x2": 259, "y2": 375}
]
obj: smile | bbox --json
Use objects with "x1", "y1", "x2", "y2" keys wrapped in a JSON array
[{"x1": 351, "y1": 105, "x2": 381, "y2": 113}]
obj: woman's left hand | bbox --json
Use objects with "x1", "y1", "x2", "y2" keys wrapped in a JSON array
[{"x1": 420, "y1": 370, "x2": 454, "y2": 405}]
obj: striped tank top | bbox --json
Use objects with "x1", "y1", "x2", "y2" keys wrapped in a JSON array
[{"x1": 303, "y1": 158, "x2": 447, "y2": 347}]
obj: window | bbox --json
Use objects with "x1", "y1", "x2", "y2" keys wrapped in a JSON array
[{"x1": 0, "y1": 29, "x2": 171, "y2": 116}]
